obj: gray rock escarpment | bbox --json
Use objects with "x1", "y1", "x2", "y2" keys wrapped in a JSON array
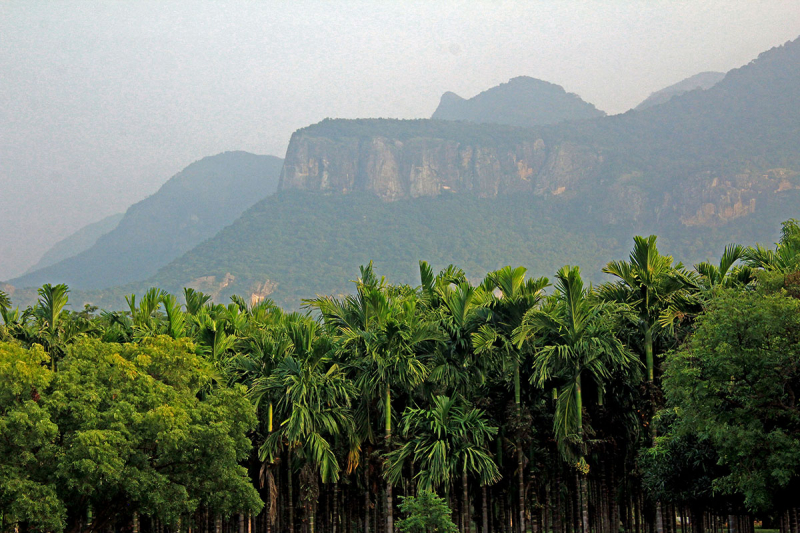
[{"x1": 279, "y1": 121, "x2": 603, "y2": 201}]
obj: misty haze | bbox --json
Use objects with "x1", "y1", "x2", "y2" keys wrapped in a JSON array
[{"x1": 2, "y1": 3, "x2": 800, "y2": 533}]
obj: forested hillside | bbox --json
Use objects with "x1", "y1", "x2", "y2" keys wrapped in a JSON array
[
  {"x1": 143, "y1": 187, "x2": 798, "y2": 309},
  {"x1": 8, "y1": 152, "x2": 283, "y2": 290}
]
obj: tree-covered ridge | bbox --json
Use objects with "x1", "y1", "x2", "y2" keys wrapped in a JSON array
[
  {"x1": 290, "y1": 118, "x2": 544, "y2": 147},
  {"x1": 2, "y1": 220, "x2": 800, "y2": 533},
  {"x1": 431, "y1": 76, "x2": 606, "y2": 127},
  {"x1": 8, "y1": 152, "x2": 284, "y2": 291}
]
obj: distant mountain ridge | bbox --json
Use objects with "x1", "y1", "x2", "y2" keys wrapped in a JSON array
[
  {"x1": 280, "y1": 37, "x2": 800, "y2": 229},
  {"x1": 635, "y1": 71, "x2": 725, "y2": 111},
  {"x1": 8, "y1": 37, "x2": 800, "y2": 312},
  {"x1": 431, "y1": 76, "x2": 606, "y2": 127},
  {"x1": 126, "y1": 36, "x2": 800, "y2": 310},
  {"x1": 9, "y1": 151, "x2": 283, "y2": 290},
  {"x1": 24, "y1": 212, "x2": 124, "y2": 274}
]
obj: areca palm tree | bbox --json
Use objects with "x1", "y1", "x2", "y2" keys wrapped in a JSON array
[
  {"x1": 385, "y1": 395, "x2": 500, "y2": 533},
  {"x1": 695, "y1": 244, "x2": 752, "y2": 290},
  {"x1": 516, "y1": 265, "x2": 637, "y2": 533},
  {"x1": 599, "y1": 235, "x2": 696, "y2": 384},
  {"x1": 254, "y1": 317, "x2": 356, "y2": 533},
  {"x1": 33, "y1": 283, "x2": 70, "y2": 368},
  {"x1": 472, "y1": 266, "x2": 548, "y2": 533},
  {"x1": 311, "y1": 263, "x2": 443, "y2": 533},
  {"x1": 419, "y1": 262, "x2": 492, "y2": 399},
  {"x1": 743, "y1": 218, "x2": 800, "y2": 273}
]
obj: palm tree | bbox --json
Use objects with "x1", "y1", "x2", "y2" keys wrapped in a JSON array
[
  {"x1": 472, "y1": 266, "x2": 548, "y2": 533},
  {"x1": 254, "y1": 317, "x2": 356, "y2": 533},
  {"x1": 516, "y1": 265, "x2": 637, "y2": 533},
  {"x1": 419, "y1": 262, "x2": 492, "y2": 399},
  {"x1": 599, "y1": 235, "x2": 696, "y2": 384},
  {"x1": 385, "y1": 395, "x2": 501, "y2": 533},
  {"x1": 33, "y1": 283, "x2": 70, "y2": 368},
  {"x1": 743, "y1": 218, "x2": 800, "y2": 273},
  {"x1": 125, "y1": 287, "x2": 165, "y2": 340},
  {"x1": 695, "y1": 244, "x2": 752, "y2": 290},
  {"x1": 311, "y1": 263, "x2": 443, "y2": 533}
]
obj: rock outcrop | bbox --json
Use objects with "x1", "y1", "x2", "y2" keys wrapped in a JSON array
[{"x1": 279, "y1": 120, "x2": 602, "y2": 201}]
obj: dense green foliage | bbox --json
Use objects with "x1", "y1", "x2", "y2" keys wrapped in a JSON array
[
  {"x1": 2, "y1": 220, "x2": 800, "y2": 533},
  {"x1": 10, "y1": 152, "x2": 283, "y2": 291},
  {"x1": 660, "y1": 290, "x2": 800, "y2": 511},
  {"x1": 146, "y1": 187, "x2": 798, "y2": 310},
  {"x1": 431, "y1": 76, "x2": 605, "y2": 127},
  {"x1": 396, "y1": 491, "x2": 459, "y2": 533},
  {"x1": 0, "y1": 336, "x2": 261, "y2": 533}
]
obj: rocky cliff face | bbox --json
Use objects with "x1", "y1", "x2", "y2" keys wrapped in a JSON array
[{"x1": 279, "y1": 121, "x2": 603, "y2": 201}]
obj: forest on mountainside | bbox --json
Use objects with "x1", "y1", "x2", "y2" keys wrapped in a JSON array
[{"x1": 3, "y1": 220, "x2": 799, "y2": 533}]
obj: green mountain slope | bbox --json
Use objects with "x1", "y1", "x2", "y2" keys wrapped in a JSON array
[
  {"x1": 431, "y1": 76, "x2": 606, "y2": 126},
  {"x1": 8, "y1": 151, "x2": 283, "y2": 290},
  {"x1": 24, "y1": 213, "x2": 124, "y2": 274},
  {"x1": 142, "y1": 188, "x2": 798, "y2": 310}
]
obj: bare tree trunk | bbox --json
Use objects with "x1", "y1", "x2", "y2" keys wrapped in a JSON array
[
  {"x1": 132, "y1": 512, "x2": 139, "y2": 533},
  {"x1": 463, "y1": 469, "x2": 471, "y2": 533},
  {"x1": 518, "y1": 445, "x2": 526, "y2": 533},
  {"x1": 287, "y1": 450, "x2": 295, "y2": 533},
  {"x1": 554, "y1": 471, "x2": 563, "y2": 533},
  {"x1": 483, "y1": 486, "x2": 490, "y2": 533},
  {"x1": 579, "y1": 474, "x2": 589, "y2": 533},
  {"x1": 385, "y1": 386, "x2": 394, "y2": 533},
  {"x1": 332, "y1": 481, "x2": 339, "y2": 533},
  {"x1": 364, "y1": 467, "x2": 371, "y2": 533}
]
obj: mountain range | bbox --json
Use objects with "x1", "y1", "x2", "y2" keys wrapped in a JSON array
[
  {"x1": 4, "y1": 37, "x2": 799, "y2": 310},
  {"x1": 9, "y1": 151, "x2": 283, "y2": 291}
]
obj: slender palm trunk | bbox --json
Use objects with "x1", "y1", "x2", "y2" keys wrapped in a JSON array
[
  {"x1": 463, "y1": 468, "x2": 471, "y2": 533},
  {"x1": 287, "y1": 449, "x2": 295, "y2": 533},
  {"x1": 364, "y1": 466, "x2": 371, "y2": 533},
  {"x1": 645, "y1": 328, "x2": 654, "y2": 382},
  {"x1": 555, "y1": 470, "x2": 563, "y2": 533},
  {"x1": 385, "y1": 385, "x2": 394, "y2": 533},
  {"x1": 332, "y1": 481, "x2": 339, "y2": 533},
  {"x1": 578, "y1": 475, "x2": 589, "y2": 533},
  {"x1": 266, "y1": 402, "x2": 275, "y2": 533},
  {"x1": 482, "y1": 486, "x2": 490, "y2": 533},
  {"x1": 514, "y1": 362, "x2": 526, "y2": 533}
]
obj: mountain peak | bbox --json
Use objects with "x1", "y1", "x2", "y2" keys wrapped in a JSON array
[{"x1": 431, "y1": 76, "x2": 605, "y2": 127}]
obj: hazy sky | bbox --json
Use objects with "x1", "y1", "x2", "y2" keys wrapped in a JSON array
[{"x1": 2, "y1": 1, "x2": 799, "y2": 280}]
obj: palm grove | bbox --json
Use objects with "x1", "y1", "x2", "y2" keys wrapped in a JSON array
[{"x1": 2, "y1": 221, "x2": 800, "y2": 533}]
